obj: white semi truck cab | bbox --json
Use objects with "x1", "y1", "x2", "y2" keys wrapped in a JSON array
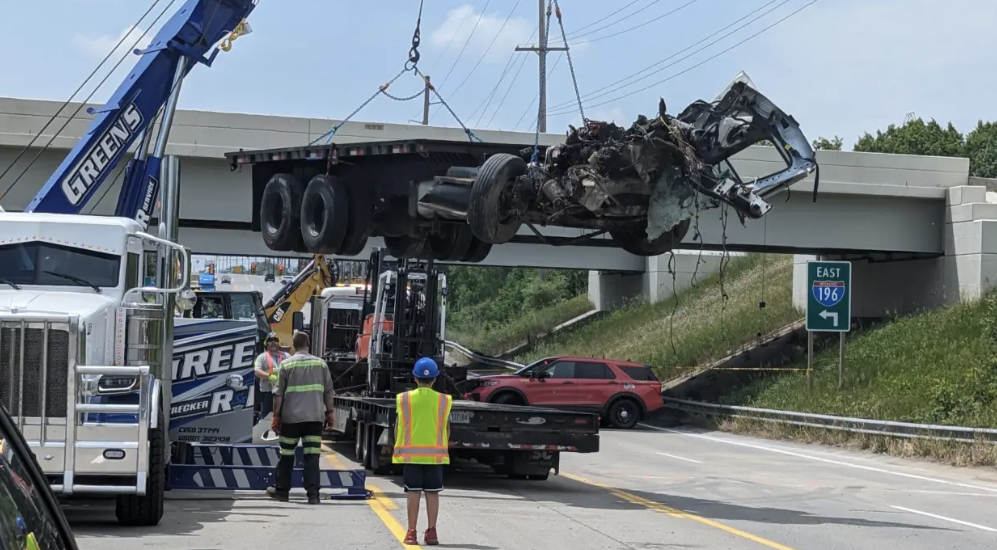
[{"x1": 0, "y1": 212, "x2": 188, "y2": 525}]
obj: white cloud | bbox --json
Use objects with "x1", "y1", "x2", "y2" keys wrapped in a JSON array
[
  {"x1": 72, "y1": 25, "x2": 150, "y2": 64},
  {"x1": 430, "y1": 5, "x2": 534, "y2": 63},
  {"x1": 745, "y1": 0, "x2": 997, "y2": 146}
]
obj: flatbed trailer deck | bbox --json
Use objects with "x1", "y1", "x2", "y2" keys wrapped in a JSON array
[
  {"x1": 329, "y1": 394, "x2": 600, "y2": 480},
  {"x1": 225, "y1": 138, "x2": 556, "y2": 262}
]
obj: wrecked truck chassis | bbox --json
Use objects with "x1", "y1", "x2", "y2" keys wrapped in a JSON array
[
  {"x1": 239, "y1": 80, "x2": 816, "y2": 261},
  {"x1": 465, "y1": 79, "x2": 818, "y2": 256}
]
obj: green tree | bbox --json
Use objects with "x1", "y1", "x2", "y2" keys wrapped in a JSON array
[
  {"x1": 853, "y1": 118, "x2": 964, "y2": 157},
  {"x1": 964, "y1": 121, "x2": 997, "y2": 178},
  {"x1": 812, "y1": 136, "x2": 843, "y2": 151}
]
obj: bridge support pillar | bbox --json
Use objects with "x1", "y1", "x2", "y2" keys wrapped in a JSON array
[
  {"x1": 794, "y1": 186, "x2": 997, "y2": 318},
  {"x1": 588, "y1": 251, "x2": 733, "y2": 311}
]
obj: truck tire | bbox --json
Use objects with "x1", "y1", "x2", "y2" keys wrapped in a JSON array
[
  {"x1": 609, "y1": 218, "x2": 691, "y2": 257},
  {"x1": 339, "y1": 185, "x2": 374, "y2": 255},
  {"x1": 460, "y1": 237, "x2": 492, "y2": 263},
  {"x1": 301, "y1": 174, "x2": 349, "y2": 254},
  {"x1": 607, "y1": 397, "x2": 640, "y2": 430},
  {"x1": 354, "y1": 421, "x2": 365, "y2": 462},
  {"x1": 115, "y1": 412, "x2": 165, "y2": 526},
  {"x1": 384, "y1": 234, "x2": 426, "y2": 258},
  {"x1": 367, "y1": 426, "x2": 392, "y2": 476},
  {"x1": 469, "y1": 154, "x2": 525, "y2": 244},
  {"x1": 261, "y1": 173, "x2": 305, "y2": 251},
  {"x1": 428, "y1": 225, "x2": 473, "y2": 261}
]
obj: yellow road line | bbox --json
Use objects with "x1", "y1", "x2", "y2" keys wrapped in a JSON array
[
  {"x1": 323, "y1": 450, "x2": 417, "y2": 548},
  {"x1": 561, "y1": 473, "x2": 797, "y2": 550}
]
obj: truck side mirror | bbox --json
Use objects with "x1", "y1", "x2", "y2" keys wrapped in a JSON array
[{"x1": 292, "y1": 311, "x2": 305, "y2": 332}]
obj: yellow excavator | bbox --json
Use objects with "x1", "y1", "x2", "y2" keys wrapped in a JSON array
[{"x1": 263, "y1": 255, "x2": 337, "y2": 343}]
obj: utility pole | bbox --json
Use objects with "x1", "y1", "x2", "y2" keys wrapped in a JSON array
[
  {"x1": 515, "y1": 0, "x2": 567, "y2": 133},
  {"x1": 421, "y1": 75, "x2": 431, "y2": 125}
]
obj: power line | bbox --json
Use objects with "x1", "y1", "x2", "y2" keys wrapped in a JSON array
[
  {"x1": 512, "y1": 53, "x2": 563, "y2": 131},
  {"x1": 423, "y1": 1, "x2": 477, "y2": 75},
  {"x1": 558, "y1": 0, "x2": 701, "y2": 47},
  {"x1": 0, "y1": 0, "x2": 179, "y2": 201},
  {"x1": 485, "y1": 49, "x2": 532, "y2": 128},
  {"x1": 431, "y1": 0, "x2": 522, "y2": 120},
  {"x1": 560, "y1": 0, "x2": 643, "y2": 39},
  {"x1": 546, "y1": 0, "x2": 786, "y2": 113},
  {"x1": 560, "y1": 0, "x2": 662, "y2": 42},
  {"x1": 469, "y1": 26, "x2": 538, "y2": 125},
  {"x1": 548, "y1": 0, "x2": 819, "y2": 116},
  {"x1": 435, "y1": 0, "x2": 493, "y2": 90}
]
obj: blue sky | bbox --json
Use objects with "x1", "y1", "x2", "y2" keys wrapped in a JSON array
[{"x1": 3, "y1": 0, "x2": 997, "y2": 148}]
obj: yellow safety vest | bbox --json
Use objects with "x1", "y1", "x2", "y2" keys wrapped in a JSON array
[{"x1": 392, "y1": 387, "x2": 452, "y2": 465}]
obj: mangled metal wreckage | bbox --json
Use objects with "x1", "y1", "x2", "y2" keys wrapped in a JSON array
[{"x1": 466, "y1": 73, "x2": 818, "y2": 256}]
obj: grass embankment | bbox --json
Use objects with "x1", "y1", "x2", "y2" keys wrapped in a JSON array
[
  {"x1": 516, "y1": 254, "x2": 801, "y2": 380},
  {"x1": 446, "y1": 294, "x2": 594, "y2": 355},
  {"x1": 718, "y1": 292, "x2": 997, "y2": 467}
]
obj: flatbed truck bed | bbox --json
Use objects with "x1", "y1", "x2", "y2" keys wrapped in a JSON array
[{"x1": 328, "y1": 394, "x2": 600, "y2": 480}]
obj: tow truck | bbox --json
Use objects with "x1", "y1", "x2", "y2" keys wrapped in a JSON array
[
  {"x1": 308, "y1": 248, "x2": 600, "y2": 479},
  {"x1": 0, "y1": 0, "x2": 367, "y2": 527}
]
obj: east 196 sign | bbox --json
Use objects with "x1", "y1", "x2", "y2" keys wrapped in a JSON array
[{"x1": 806, "y1": 261, "x2": 851, "y2": 333}]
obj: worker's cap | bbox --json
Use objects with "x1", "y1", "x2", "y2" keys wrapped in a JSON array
[
  {"x1": 413, "y1": 357, "x2": 439, "y2": 379},
  {"x1": 264, "y1": 332, "x2": 280, "y2": 343}
]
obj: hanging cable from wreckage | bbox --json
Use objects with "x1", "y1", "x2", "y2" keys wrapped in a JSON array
[{"x1": 309, "y1": 0, "x2": 481, "y2": 147}]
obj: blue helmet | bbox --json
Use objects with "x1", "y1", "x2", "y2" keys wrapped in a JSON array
[{"x1": 413, "y1": 357, "x2": 439, "y2": 379}]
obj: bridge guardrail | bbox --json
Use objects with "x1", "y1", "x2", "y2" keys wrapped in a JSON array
[
  {"x1": 663, "y1": 397, "x2": 997, "y2": 444},
  {"x1": 444, "y1": 341, "x2": 523, "y2": 372}
]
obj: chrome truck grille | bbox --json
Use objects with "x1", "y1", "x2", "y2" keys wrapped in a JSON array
[{"x1": 0, "y1": 321, "x2": 70, "y2": 419}]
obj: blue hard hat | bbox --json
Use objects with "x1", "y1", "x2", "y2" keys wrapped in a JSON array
[{"x1": 413, "y1": 357, "x2": 439, "y2": 379}]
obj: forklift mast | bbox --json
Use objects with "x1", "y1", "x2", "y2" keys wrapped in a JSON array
[{"x1": 362, "y1": 248, "x2": 457, "y2": 397}]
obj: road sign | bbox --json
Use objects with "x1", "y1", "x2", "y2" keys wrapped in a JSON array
[{"x1": 805, "y1": 260, "x2": 851, "y2": 332}]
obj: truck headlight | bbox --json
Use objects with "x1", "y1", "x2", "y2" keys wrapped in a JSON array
[{"x1": 81, "y1": 375, "x2": 139, "y2": 396}]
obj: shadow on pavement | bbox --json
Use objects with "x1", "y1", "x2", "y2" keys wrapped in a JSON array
[{"x1": 62, "y1": 493, "x2": 243, "y2": 538}]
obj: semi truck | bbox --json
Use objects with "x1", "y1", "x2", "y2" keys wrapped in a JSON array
[
  {"x1": 305, "y1": 248, "x2": 600, "y2": 480},
  {"x1": 225, "y1": 73, "x2": 817, "y2": 261}
]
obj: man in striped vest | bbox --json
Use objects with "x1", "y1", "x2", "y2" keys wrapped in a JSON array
[
  {"x1": 270, "y1": 331, "x2": 336, "y2": 504},
  {"x1": 393, "y1": 356, "x2": 452, "y2": 546}
]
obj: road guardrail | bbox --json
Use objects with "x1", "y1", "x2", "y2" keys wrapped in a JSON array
[
  {"x1": 663, "y1": 396, "x2": 997, "y2": 444},
  {"x1": 444, "y1": 341, "x2": 523, "y2": 371}
]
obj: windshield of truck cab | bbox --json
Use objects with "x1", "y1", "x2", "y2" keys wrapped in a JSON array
[{"x1": 0, "y1": 242, "x2": 120, "y2": 288}]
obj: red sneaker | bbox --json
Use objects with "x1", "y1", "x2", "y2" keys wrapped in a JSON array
[
  {"x1": 403, "y1": 529, "x2": 418, "y2": 545},
  {"x1": 424, "y1": 527, "x2": 439, "y2": 546}
]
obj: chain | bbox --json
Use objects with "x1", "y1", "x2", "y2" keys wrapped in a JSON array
[
  {"x1": 310, "y1": 68, "x2": 409, "y2": 146},
  {"x1": 530, "y1": 2, "x2": 554, "y2": 164},
  {"x1": 552, "y1": 0, "x2": 586, "y2": 123},
  {"x1": 310, "y1": 0, "x2": 426, "y2": 146},
  {"x1": 413, "y1": 67, "x2": 482, "y2": 143},
  {"x1": 405, "y1": 0, "x2": 424, "y2": 71}
]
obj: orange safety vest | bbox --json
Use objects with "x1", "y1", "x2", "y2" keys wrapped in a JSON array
[{"x1": 392, "y1": 388, "x2": 453, "y2": 465}]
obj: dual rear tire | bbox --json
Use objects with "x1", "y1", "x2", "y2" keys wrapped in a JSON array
[{"x1": 261, "y1": 172, "x2": 493, "y2": 261}]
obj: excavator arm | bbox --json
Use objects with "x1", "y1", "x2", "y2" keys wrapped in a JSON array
[
  {"x1": 23, "y1": 0, "x2": 256, "y2": 226},
  {"x1": 264, "y1": 256, "x2": 336, "y2": 343}
]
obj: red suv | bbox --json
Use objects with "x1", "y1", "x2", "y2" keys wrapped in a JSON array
[{"x1": 466, "y1": 356, "x2": 664, "y2": 429}]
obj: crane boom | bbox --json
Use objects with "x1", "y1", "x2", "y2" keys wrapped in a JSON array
[{"x1": 23, "y1": 0, "x2": 257, "y2": 225}]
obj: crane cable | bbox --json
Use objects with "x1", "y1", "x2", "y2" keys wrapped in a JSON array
[
  {"x1": 0, "y1": 0, "x2": 175, "y2": 202},
  {"x1": 484, "y1": 48, "x2": 532, "y2": 128},
  {"x1": 310, "y1": 0, "x2": 481, "y2": 146},
  {"x1": 529, "y1": 0, "x2": 585, "y2": 163},
  {"x1": 468, "y1": 26, "x2": 537, "y2": 125}
]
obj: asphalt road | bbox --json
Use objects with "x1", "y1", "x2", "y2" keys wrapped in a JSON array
[{"x1": 66, "y1": 425, "x2": 997, "y2": 550}]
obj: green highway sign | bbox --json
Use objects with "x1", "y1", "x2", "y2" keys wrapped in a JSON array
[{"x1": 806, "y1": 260, "x2": 851, "y2": 332}]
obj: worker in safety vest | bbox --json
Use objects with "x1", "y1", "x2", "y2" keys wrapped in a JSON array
[
  {"x1": 270, "y1": 331, "x2": 336, "y2": 504},
  {"x1": 393, "y1": 356, "x2": 452, "y2": 546},
  {"x1": 253, "y1": 332, "x2": 288, "y2": 421}
]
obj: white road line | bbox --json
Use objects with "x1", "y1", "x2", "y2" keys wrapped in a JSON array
[
  {"x1": 656, "y1": 452, "x2": 702, "y2": 464},
  {"x1": 638, "y1": 423, "x2": 997, "y2": 494},
  {"x1": 891, "y1": 505, "x2": 997, "y2": 532}
]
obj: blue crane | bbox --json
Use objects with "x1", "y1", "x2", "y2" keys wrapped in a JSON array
[{"x1": 23, "y1": 0, "x2": 257, "y2": 227}]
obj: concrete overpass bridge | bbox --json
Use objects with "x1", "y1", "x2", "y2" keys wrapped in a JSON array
[{"x1": 1, "y1": 97, "x2": 992, "y2": 314}]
